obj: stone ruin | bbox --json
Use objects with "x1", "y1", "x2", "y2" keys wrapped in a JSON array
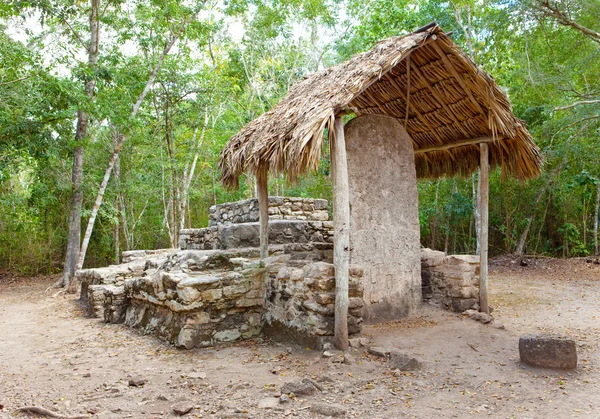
[{"x1": 78, "y1": 197, "x2": 481, "y2": 350}]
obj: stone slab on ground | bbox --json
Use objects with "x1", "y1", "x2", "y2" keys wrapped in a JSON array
[
  {"x1": 368, "y1": 346, "x2": 390, "y2": 358},
  {"x1": 519, "y1": 334, "x2": 577, "y2": 370},
  {"x1": 171, "y1": 401, "x2": 195, "y2": 415},
  {"x1": 310, "y1": 402, "x2": 347, "y2": 417},
  {"x1": 389, "y1": 350, "x2": 420, "y2": 371},
  {"x1": 464, "y1": 309, "x2": 493, "y2": 324},
  {"x1": 280, "y1": 378, "x2": 321, "y2": 396}
]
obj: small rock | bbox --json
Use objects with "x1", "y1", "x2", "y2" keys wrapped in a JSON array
[
  {"x1": 270, "y1": 366, "x2": 283, "y2": 375},
  {"x1": 82, "y1": 373, "x2": 91, "y2": 378},
  {"x1": 368, "y1": 346, "x2": 390, "y2": 358},
  {"x1": 128, "y1": 376, "x2": 147, "y2": 387},
  {"x1": 322, "y1": 349, "x2": 342, "y2": 358},
  {"x1": 258, "y1": 397, "x2": 280, "y2": 409},
  {"x1": 463, "y1": 309, "x2": 493, "y2": 324},
  {"x1": 286, "y1": 347, "x2": 293, "y2": 354},
  {"x1": 519, "y1": 334, "x2": 577, "y2": 370},
  {"x1": 187, "y1": 371, "x2": 207, "y2": 380},
  {"x1": 310, "y1": 402, "x2": 347, "y2": 417},
  {"x1": 157, "y1": 395, "x2": 169, "y2": 401},
  {"x1": 172, "y1": 401, "x2": 195, "y2": 415},
  {"x1": 316, "y1": 374, "x2": 335, "y2": 383},
  {"x1": 322, "y1": 342, "x2": 334, "y2": 351},
  {"x1": 279, "y1": 394, "x2": 291, "y2": 404},
  {"x1": 281, "y1": 379, "x2": 321, "y2": 396},
  {"x1": 343, "y1": 353, "x2": 355, "y2": 365},
  {"x1": 348, "y1": 337, "x2": 369, "y2": 348},
  {"x1": 389, "y1": 350, "x2": 420, "y2": 371}
]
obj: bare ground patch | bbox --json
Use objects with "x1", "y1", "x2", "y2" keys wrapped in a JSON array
[{"x1": 1, "y1": 259, "x2": 600, "y2": 418}]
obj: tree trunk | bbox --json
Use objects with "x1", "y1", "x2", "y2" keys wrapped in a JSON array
[
  {"x1": 61, "y1": 0, "x2": 100, "y2": 287},
  {"x1": 595, "y1": 183, "x2": 600, "y2": 256},
  {"x1": 76, "y1": 9, "x2": 199, "y2": 269},
  {"x1": 515, "y1": 162, "x2": 566, "y2": 256},
  {"x1": 113, "y1": 143, "x2": 121, "y2": 264},
  {"x1": 178, "y1": 114, "x2": 209, "y2": 234}
]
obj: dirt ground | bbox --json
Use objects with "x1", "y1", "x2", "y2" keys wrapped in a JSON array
[{"x1": 2, "y1": 256, "x2": 600, "y2": 419}]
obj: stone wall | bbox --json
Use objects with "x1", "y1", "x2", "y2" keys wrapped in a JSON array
[
  {"x1": 263, "y1": 255, "x2": 364, "y2": 348},
  {"x1": 180, "y1": 220, "x2": 334, "y2": 251},
  {"x1": 345, "y1": 115, "x2": 422, "y2": 321},
  {"x1": 79, "y1": 246, "x2": 357, "y2": 350},
  {"x1": 77, "y1": 253, "x2": 171, "y2": 318},
  {"x1": 420, "y1": 248, "x2": 480, "y2": 312},
  {"x1": 123, "y1": 250, "x2": 265, "y2": 349},
  {"x1": 209, "y1": 196, "x2": 329, "y2": 226}
]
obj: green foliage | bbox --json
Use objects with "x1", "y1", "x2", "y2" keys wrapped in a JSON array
[{"x1": 2, "y1": 0, "x2": 600, "y2": 274}]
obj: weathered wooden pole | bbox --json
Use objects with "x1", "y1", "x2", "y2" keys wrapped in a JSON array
[
  {"x1": 331, "y1": 116, "x2": 350, "y2": 350},
  {"x1": 479, "y1": 142, "x2": 489, "y2": 314},
  {"x1": 257, "y1": 167, "x2": 269, "y2": 261}
]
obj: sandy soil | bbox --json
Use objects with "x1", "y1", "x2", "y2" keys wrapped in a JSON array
[{"x1": 1, "y1": 256, "x2": 600, "y2": 418}]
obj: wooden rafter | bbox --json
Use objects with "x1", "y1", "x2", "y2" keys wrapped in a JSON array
[{"x1": 414, "y1": 136, "x2": 495, "y2": 154}]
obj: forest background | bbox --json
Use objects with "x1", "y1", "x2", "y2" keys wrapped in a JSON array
[{"x1": 1, "y1": 0, "x2": 599, "y2": 277}]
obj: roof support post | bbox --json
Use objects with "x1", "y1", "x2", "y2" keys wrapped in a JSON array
[
  {"x1": 478, "y1": 142, "x2": 489, "y2": 314},
  {"x1": 331, "y1": 116, "x2": 350, "y2": 351},
  {"x1": 257, "y1": 167, "x2": 269, "y2": 261}
]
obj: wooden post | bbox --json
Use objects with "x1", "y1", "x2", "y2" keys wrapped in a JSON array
[
  {"x1": 257, "y1": 167, "x2": 269, "y2": 261},
  {"x1": 331, "y1": 116, "x2": 350, "y2": 351},
  {"x1": 478, "y1": 142, "x2": 489, "y2": 314}
]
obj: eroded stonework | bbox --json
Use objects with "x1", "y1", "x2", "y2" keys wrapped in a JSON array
[
  {"x1": 180, "y1": 220, "x2": 333, "y2": 251},
  {"x1": 78, "y1": 197, "x2": 480, "y2": 350},
  {"x1": 78, "y1": 244, "x2": 364, "y2": 349},
  {"x1": 209, "y1": 196, "x2": 328, "y2": 226},
  {"x1": 420, "y1": 248, "x2": 480, "y2": 312}
]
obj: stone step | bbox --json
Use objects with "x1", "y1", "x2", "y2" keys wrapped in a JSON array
[{"x1": 180, "y1": 220, "x2": 333, "y2": 251}]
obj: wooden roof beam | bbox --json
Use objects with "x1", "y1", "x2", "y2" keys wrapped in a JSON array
[{"x1": 414, "y1": 136, "x2": 496, "y2": 154}]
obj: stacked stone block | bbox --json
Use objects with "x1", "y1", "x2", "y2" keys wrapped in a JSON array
[
  {"x1": 263, "y1": 254, "x2": 364, "y2": 348},
  {"x1": 123, "y1": 250, "x2": 265, "y2": 349},
  {"x1": 209, "y1": 196, "x2": 328, "y2": 226},
  {"x1": 420, "y1": 248, "x2": 480, "y2": 312},
  {"x1": 180, "y1": 220, "x2": 334, "y2": 251}
]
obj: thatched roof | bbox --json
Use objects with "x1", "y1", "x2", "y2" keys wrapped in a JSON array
[{"x1": 220, "y1": 23, "x2": 542, "y2": 189}]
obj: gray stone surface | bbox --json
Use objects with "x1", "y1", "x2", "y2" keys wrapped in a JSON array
[
  {"x1": 389, "y1": 350, "x2": 421, "y2": 371},
  {"x1": 280, "y1": 379, "x2": 321, "y2": 396},
  {"x1": 519, "y1": 334, "x2": 577, "y2": 370},
  {"x1": 464, "y1": 309, "x2": 493, "y2": 324},
  {"x1": 263, "y1": 260, "x2": 364, "y2": 347},
  {"x1": 171, "y1": 401, "x2": 195, "y2": 415},
  {"x1": 128, "y1": 376, "x2": 147, "y2": 387},
  {"x1": 368, "y1": 346, "x2": 390, "y2": 358},
  {"x1": 179, "y1": 220, "x2": 334, "y2": 251},
  {"x1": 345, "y1": 115, "x2": 422, "y2": 321},
  {"x1": 310, "y1": 402, "x2": 347, "y2": 417},
  {"x1": 421, "y1": 248, "x2": 480, "y2": 312},
  {"x1": 209, "y1": 197, "x2": 329, "y2": 226}
]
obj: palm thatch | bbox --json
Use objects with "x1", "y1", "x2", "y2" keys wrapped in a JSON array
[{"x1": 220, "y1": 23, "x2": 542, "y2": 189}]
